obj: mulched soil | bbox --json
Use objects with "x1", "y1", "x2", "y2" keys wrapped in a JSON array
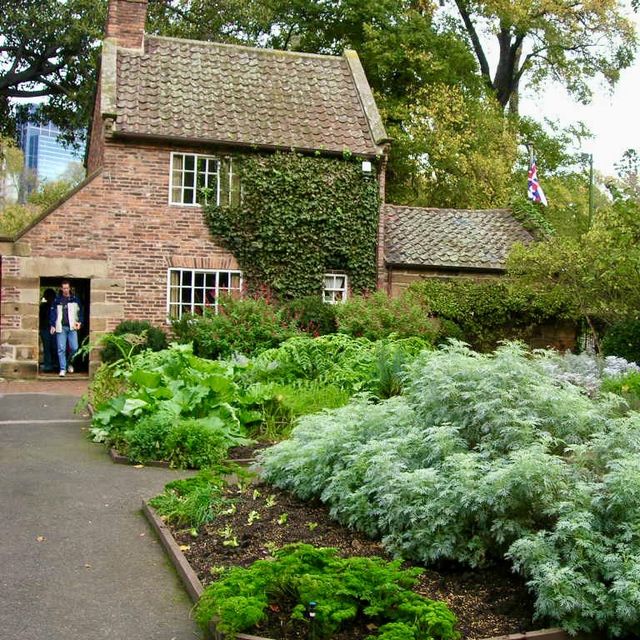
[{"x1": 170, "y1": 456, "x2": 540, "y2": 640}]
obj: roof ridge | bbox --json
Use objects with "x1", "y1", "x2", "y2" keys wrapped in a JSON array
[
  {"x1": 141, "y1": 34, "x2": 346, "y2": 62},
  {"x1": 384, "y1": 204, "x2": 513, "y2": 214}
]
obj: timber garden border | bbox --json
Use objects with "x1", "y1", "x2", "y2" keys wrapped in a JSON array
[{"x1": 142, "y1": 500, "x2": 572, "y2": 640}]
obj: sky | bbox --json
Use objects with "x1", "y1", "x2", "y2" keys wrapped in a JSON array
[{"x1": 519, "y1": 12, "x2": 640, "y2": 177}]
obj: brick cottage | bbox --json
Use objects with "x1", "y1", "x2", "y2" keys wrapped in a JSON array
[{"x1": 0, "y1": 0, "x2": 534, "y2": 379}]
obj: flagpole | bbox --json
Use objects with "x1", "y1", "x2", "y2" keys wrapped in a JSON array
[
  {"x1": 525, "y1": 142, "x2": 534, "y2": 165},
  {"x1": 580, "y1": 152, "x2": 594, "y2": 230},
  {"x1": 588, "y1": 154, "x2": 594, "y2": 229}
]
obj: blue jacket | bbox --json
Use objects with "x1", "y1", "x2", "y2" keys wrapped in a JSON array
[{"x1": 49, "y1": 294, "x2": 83, "y2": 332}]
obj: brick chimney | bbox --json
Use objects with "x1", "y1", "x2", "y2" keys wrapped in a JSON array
[{"x1": 105, "y1": 0, "x2": 148, "y2": 49}]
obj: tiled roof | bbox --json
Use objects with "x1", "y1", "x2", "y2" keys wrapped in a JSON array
[
  {"x1": 384, "y1": 205, "x2": 534, "y2": 271},
  {"x1": 112, "y1": 35, "x2": 386, "y2": 156}
]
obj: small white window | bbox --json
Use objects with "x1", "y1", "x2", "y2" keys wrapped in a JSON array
[
  {"x1": 170, "y1": 153, "x2": 219, "y2": 206},
  {"x1": 323, "y1": 273, "x2": 348, "y2": 304},
  {"x1": 169, "y1": 154, "x2": 240, "y2": 206},
  {"x1": 167, "y1": 268, "x2": 243, "y2": 319}
]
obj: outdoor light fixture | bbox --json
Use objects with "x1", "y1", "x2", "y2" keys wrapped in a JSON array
[{"x1": 361, "y1": 160, "x2": 373, "y2": 175}]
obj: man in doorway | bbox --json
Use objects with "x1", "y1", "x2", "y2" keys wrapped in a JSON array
[{"x1": 49, "y1": 280, "x2": 83, "y2": 377}]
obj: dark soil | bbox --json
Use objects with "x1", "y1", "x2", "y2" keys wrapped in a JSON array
[
  {"x1": 170, "y1": 470, "x2": 539, "y2": 640},
  {"x1": 228, "y1": 442, "x2": 275, "y2": 461}
]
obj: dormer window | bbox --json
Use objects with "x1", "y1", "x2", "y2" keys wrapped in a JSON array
[{"x1": 169, "y1": 153, "x2": 240, "y2": 206}]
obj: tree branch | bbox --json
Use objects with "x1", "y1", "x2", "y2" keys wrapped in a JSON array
[
  {"x1": 5, "y1": 88, "x2": 59, "y2": 98},
  {"x1": 0, "y1": 47, "x2": 66, "y2": 93},
  {"x1": 281, "y1": 23, "x2": 297, "y2": 50},
  {"x1": 5, "y1": 43, "x2": 25, "y2": 78},
  {"x1": 452, "y1": 0, "x2": 492, "y2": 83}
]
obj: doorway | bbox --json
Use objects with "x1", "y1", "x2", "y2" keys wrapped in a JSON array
[{"x1": 38, "y1": 277, "x2": 91, "y2": 374}]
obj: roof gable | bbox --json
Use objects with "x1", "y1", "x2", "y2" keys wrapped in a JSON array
[
  {"x1": 108, "y1": 35, "x2": 388, "y2": 156},
  {"x1": 384, "y1": 205, "x2": 534, "y2": 271}
]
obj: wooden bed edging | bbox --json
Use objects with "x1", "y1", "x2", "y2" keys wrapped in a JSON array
[
  {"x1": 142, "y1": 499, "x2": 571, "y2": 640},
  {"x1": 481, "y1": 630, "x2": 569, "y2": 640},
  {"x1": 142, "y1": 500, "x2": 265, "y2": 640},
  {"x1": 110, "y1": 448, "x2": 255, "y2": 468}
]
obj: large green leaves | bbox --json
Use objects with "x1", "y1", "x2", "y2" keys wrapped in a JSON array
[{"x1": 88, "y1": 344, "x2": 258, "y2": 465}]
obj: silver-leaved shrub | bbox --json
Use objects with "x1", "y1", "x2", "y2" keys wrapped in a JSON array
[
  {"x1": 258, "y1": 341, "x2": 640, "y2": 636},
  {"x1": 538, "y1": 350, "x2": 640, "y2": 395}
]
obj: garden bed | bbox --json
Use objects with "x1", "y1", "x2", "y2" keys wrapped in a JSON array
[
  {"x1": 107, "y1": 443, "x2": 268, "y2": 469},
  {"x1": 147, "y1": 475, "x2": 567, "y2": 640}
]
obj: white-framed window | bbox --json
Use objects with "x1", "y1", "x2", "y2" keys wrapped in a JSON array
[
  {"x1": 169, "y1": 153, "x2": 240, "y2": 206},
  {"x1": 323, "y1": 273, "x2": 348, "y2": 304},
  {"x1": 167, "y1": 268, "x2": 243, "y2": 319}
]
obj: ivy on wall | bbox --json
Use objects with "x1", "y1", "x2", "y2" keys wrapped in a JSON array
[{"x1": 203, "y1": 152, "x2": 380, "y2": 299}]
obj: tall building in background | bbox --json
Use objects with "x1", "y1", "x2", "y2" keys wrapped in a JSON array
[{"x1": 17, "y1": 109, "x2": 85, "y2": 198}]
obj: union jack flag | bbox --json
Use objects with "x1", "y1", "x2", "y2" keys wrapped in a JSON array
[{"x1": 528, "y1": 160, "x2": 548, "y2": 206}]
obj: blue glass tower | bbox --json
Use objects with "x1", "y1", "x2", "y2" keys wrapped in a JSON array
[{"x1": 17, "y1": 109, "x2": 85, "y2": 194}]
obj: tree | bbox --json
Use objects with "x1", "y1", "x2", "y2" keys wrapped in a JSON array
[
  {"x1": 0, "y1": 168, "x2": 86, "y2": 238},
  {"x1": 386, "y1": 84, "x2": 518, "y2": 207},
  {"x1": 146, "y1": 0, "x2": 251, "y2": 42},
  {"x1": 511, "y1": 117, "x2": 618, "y2": 239},
  {"x1": 508, "y1": 195, "x2": 640, "y2": 347},
  {"x1": 0, "y1": 137, "x2": 25, "y2": 205},
  {"x1": 447, "y1": 0, "x2": 636, "y2": 110},
  {"x1": 612, "y1": 148, "x2": 640, "y2": 199},
  {"x1": 0, "y1": 0, "x2": 106, "y2": 142}
]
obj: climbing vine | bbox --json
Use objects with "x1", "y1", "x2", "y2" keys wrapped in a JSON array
[
  {"x1": 510, "y1": 194, "x2": 555, "y2": 239},
  {"x1": 203, "y1": 152, "x2": 380, "y2": 299}
]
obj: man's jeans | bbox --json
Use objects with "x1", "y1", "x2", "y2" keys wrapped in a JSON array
[{"x1": 56, "y1": 327, "x2": 78, "y2": 372}]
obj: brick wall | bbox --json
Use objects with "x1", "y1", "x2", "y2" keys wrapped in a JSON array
[
  {"x1": 105, "y1": 0, "x2": 147, "y2": 50},
  {"x1": 86, "y1": 82, "x2": 105, "y2": 174},
  {"x1": 388, "y1": 267, "x2": 500, "y2": 297},
  {"x1": 376, "y1": 152, "x2": 389, "y2": 291},
  {"x1": 0, "y1": 138, "x2": 238, "y2": 377},
  {"x1": 21, "y1": 138, "x2": 237, "y2": 330},
  {"x1": 387, "y1": 268, "x2": 578, "y2": 351}
]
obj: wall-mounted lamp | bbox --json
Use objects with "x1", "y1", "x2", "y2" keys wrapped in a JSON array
[{"x1": 361, "y1": 160, "x2": 373, "y2": 175}]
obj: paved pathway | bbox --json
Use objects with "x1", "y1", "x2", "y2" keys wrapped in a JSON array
[{"x1": 0, "y1": 387, "x2": 202, "y2": 639}]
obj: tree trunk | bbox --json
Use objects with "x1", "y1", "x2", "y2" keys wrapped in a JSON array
[
  {"x1": 492, "y1": 28, "x2": 517, "y2": 108},
  {"x1": 508, "y1": 46, "x2": 523, "y2": 114}
]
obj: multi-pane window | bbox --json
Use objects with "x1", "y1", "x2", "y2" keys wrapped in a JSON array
[
  {"x1": 170, "y1": 153, "x2": 240, "y2": 206},
  {"x1": 323, "y1": 273, "x2": 348, "y2": 304},
  {"x1": 167, "y1": 268, "x2": 243, "y2": 319}
]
